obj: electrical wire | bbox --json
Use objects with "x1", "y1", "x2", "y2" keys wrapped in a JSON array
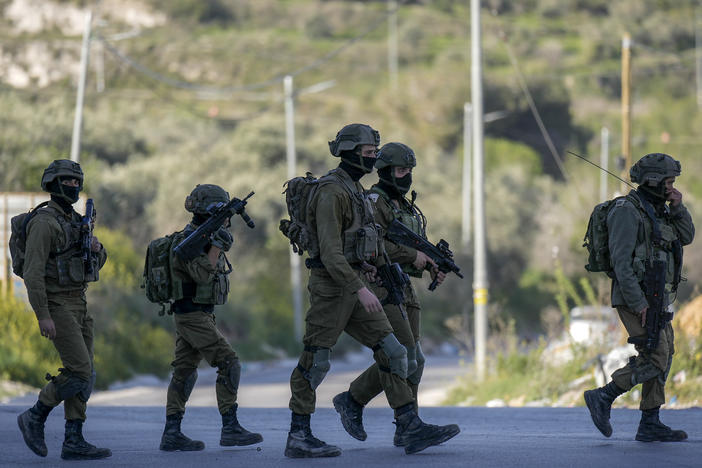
[{"x1": 95, "y1": 1, "x2": 403, "y2": 95}]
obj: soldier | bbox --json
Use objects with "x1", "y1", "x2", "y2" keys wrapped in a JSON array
[
  {"x1": 159, "y1": 184, "x2": 262, "y2": 451},
  {"x1": 285, "y1": 124, "x2": 456, "y2": 458},
  {"x1": 332, "y1": 142, "x2": 460, "y2": 447},
  {"x1": 17, "y1": 159, "x2": 111, "y2": 460},
  {"x1": 584, "y1": 153, "x2": 695, "y2": 442}
]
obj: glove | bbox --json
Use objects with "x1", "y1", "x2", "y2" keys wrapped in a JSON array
[{"x1": 210, "y1": 226, "x2": 234, "y2": 252}]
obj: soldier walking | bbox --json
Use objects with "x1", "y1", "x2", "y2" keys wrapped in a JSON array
[
  {"x1": 332, "y1": 142, "x2": 459, "y2": 447},
  {"x1": 285, "y1": 124, "x2": 457, "y2": 458},
  {"x1": 158, "y1": 184, "x2": 262, "y2": 451},
  {"x1": 584, "y1": 153, "x2": 695, "y2": 441},
  {"x1": 17, "y1": 159, "x2": 111, "y2": 460}
]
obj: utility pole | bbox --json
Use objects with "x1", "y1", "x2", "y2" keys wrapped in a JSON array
[
  {"x1": 620, "y1": 32, "x2": 632, "y2": 192},
  {"x1": 461, "y1": 102, "x2": 472, "y2": 253},
  {"x1": 600, "y1": 127, "x2": 609, "y2": 203},
  {"x1": 70, "y1": 11, "x2": 92, "y2": 163},
  {"x1": 284, "y1": 75, "x2": 304, "y2": 342},
  {"x1": 471, "y1": 0, "x2": 487, "y2": 382},
  {"x1": 696, "y1": 9, "x2": 702, "y2": 108},
  {"x1": 388, "y1": 0, "x2": 399, "y2": 92}
]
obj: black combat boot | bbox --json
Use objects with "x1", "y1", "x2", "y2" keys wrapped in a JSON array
[
  {"x1": 333, "y1": 391, "x2": 367, "y2": 441},
  {"x1": 61, "y1": 419, "x2": 112, "y2": 460},
  {"x1": 284, "y1": 412, "x2": 342, "y2": 458},
  {"x1": 159, "y1": 412, "x2": 205, "y2": 451},
  {"x1": 17, "y1": 400, "x2": 53, "y2": 457},
  {"x1": 220, "y1": 403, "x2": 263, "y2": 446},
  {"x1": 394, "y1": 404, "x2": 460, "y2": 455},
  {"x1": 635, "y1": 407, "x2": 688, "y2": 442},
  {"x1": 584, "y1": 381, "x2": 625, "y2": 437}
]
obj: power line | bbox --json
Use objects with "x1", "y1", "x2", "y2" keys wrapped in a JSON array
[{"x1": 95, "y1": 1, "x2": 403, "y2": 96}]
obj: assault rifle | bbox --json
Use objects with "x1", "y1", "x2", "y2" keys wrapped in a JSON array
[
  {"x1": 376, "y1": 261, "x2": 410, "y2": 307},
  {"x1": 81, "y1": 198, "x2": 96, "y2": 276},
  {"x1": 386, "y1": 219, "x2": 464, "y2": 290},
  {"x1": 174, "y1": 191, "x2": 256, "y2": 262},
  {"x1": 627, "y1": 259, "x2": 669, "y2": 351}
]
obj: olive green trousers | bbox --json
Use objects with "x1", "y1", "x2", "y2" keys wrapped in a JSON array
[
  {"x1": 289, "y1": 270, "x2": 414, "y2": 415},
  {"x1": 167, "y1": 311, "x2": 239, "y2": 416},
  {"x1": 611, "y1": 306, "x2": 675, "y2": 410}
]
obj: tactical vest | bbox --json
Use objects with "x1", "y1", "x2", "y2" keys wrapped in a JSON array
[
  {"x1": 171, "y1": 227, "x2": 231, "y2": 305},
  {"x1": 626, "y1": 196, "x2": 681, "y2": 295},
  {"x1": 309, "y1": 168, "x2": 380, "y2": 265},
  {"x1": 370, "y1": 186, "x2": 427, "y2": 277},
  {"x1": 32, "y1": 205, "x2": 99, "y2": 287}
]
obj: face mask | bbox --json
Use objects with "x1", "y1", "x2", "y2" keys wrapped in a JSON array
[
  {"x1": 394, "y1": 173, "x2": 412, "y2": 194},
  {"x1": 361, "y1": 156, "x2": 377, "y2": 173},
  {"x1": 48, "y1": 179, "x2": 81, "y2": 204}
]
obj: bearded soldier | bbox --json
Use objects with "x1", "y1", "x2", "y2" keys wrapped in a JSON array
[
  {"x1": 17, "y1": 159, "x2": 111, "y2": 460},
  {"x1": 332, "y1": 142, "x2": 459, "y2": 447},
  {"x1": 285, "y1": 125, "x2": 455, "y2": 458},
  {"x1": 159, "y1": 184, "x2": 262, "y2": 451},
  {"x1": 584, "y1": 153, "x2": 694, "y2": 442}
]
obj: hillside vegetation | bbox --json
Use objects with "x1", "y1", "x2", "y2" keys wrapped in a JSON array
[{"x1": 1, "y1": 0, "x2": 701, "y2": 390}]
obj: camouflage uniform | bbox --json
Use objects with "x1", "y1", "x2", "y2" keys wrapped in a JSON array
[
  {"x1": 17, "y1": 159, "x2": 111, "y2": 460},
  {"x1": 160, "y1": 184, "x2": 261, "y2": 451},
  {"x1": 584, "y1": 153, "x2": 694, "y2": 442}
]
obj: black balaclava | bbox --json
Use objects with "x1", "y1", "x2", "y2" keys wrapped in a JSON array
[
  {"x1": 47, "y1": 178, "x2": 79, "y2": 212},
  {"x1": 377, "y1": 166, "x2": 412, "y2": 198},
  {"x1": 637, "y1": 180, "x2": 667, "y2": 208},
  {"x1": 339, "y1": 150, "x2": 374, "y2": 181},
  {"x1": 191, "y1": 213, "x2": 209, "y2": 226}
]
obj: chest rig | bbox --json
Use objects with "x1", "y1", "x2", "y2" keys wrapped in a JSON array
[
  {"x1": 171, "y1": 227, "x2": 232, "y2": 306},
  {"x1": 628, "y1": 194, "x2": 682, "y2": 295},
  {"x1": 312, "y1": 168, "x2": 380, "y2": 265},
  {"x1": 371, "y1": 186, "x2": 427, "y2": 277},
  {"x1": 39, "y1": 205, "x2": 99, "y2": 286}
]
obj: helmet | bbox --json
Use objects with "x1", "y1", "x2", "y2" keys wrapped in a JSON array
[
  {"x1": 184, "y1": 184, "x2": 230, "y2": 214},
  {"x1": 328, "y1": 123, "x2": 380, "y2": 157},
  {"x1": 630, "y1": 153, "x2": 681, "y2": 185},
  {"x1": 41, "y1": 159, "x2": 84, "y2": 192},
  {"x1": 375, "y1": 142, "x2": 416, "y2": 170}
]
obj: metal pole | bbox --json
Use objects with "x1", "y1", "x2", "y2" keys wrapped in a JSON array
[
  {"x1": 461, "y1": 102, "x2": 472, "y2": 253},
  {"x1": 471, "y1": 0, "x2": 487, "y2": 382},
  {"x1": 285, "y1": 75, "x2": 303, "y2": 342},
  {"x1": 600, "y1": 127, "x2": 609, "y2": 203},
  {"x1": 620, "y1": 33, "x2": 632, "y2": 192},
  {"x1": 696, "y1": 9, "x2": 702, "y2": 108},
  {"x1": 95, "y1": 38, "x2": 105, "y2": 93},
  {"x1": 70, "y1": 11, "x2": 92, "y2": 163},
  {"x1": 388, "y1": 0, "x2": 399, "y2": 92}
]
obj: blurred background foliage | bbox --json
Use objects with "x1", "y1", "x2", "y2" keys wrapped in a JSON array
[{"x1": 1, "y1": 0, "x2": 702, "y2": 389}]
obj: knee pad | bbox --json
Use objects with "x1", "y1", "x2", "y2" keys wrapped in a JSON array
[
  {"x1": 407, "y1": 341, "x2": 425, "y2": 385},
  {"x1": 406, "y1": 345, "x2": 418, "y2": 378},
  {"x1": 52, "y1": 368, "x2": 90, "y2": 401},
  {"x1": 627, "y1": 356, "x2": 663, "y2": 386},
  {"x1": 78, "y1": 368, "x2": 96, "y2": 403},
  {"x1": 169, "y1": 368, "x2": 198, "y2": 401},
  {"x1": 298, "y1": 347, "x2": 331, "y2": 390},
  {"x1": 377, "y1": 334, "x2": 408, "y2": 379},
  {"x1": 217, "y1": 359, "x2": 241, "y2": 394}
]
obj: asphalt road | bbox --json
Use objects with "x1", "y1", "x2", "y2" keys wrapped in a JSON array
[
  {"x1": 2, "y1": 406, "x2": 701, "y2": 467},
  {"x1": 3, "y1": 354, "x2": 702, "y2": 467}
]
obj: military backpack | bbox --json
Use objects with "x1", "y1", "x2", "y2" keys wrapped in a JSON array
[
  {"x1": 142, "y1": 234, "x2": 178, "y2": 315},
  {"x1": 583, "y1": 194, "x2": 644, "y2": 275},
  {"x1": 9, "y1": 201, "x2": 50, "y2": 278},
  {"x1": 279, "y1": 172, "x2": 320, "y2": 256}
]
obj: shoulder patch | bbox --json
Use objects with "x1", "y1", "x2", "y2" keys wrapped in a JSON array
[{"x1": 367, "y1": 193, "x2": 380, "y2": 203}]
